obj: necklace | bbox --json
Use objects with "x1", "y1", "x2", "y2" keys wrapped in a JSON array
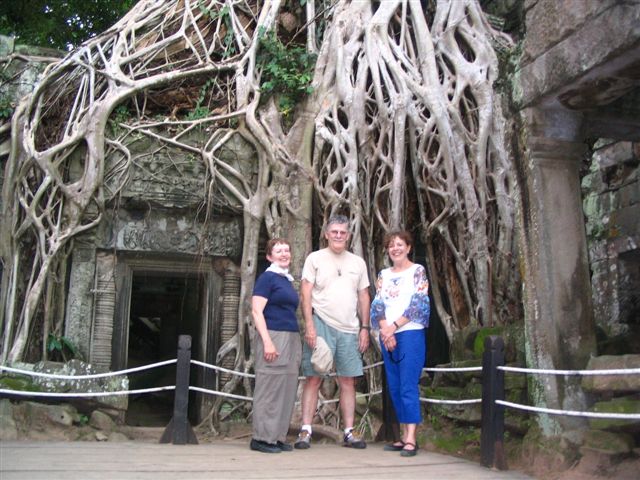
[{"x1": 330, "y1": 252, "x2": 346, "y2": 277}]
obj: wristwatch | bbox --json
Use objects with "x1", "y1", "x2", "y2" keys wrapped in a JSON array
[{"x1": 360, "y1": 325, "x2": 371, "y2": 330}]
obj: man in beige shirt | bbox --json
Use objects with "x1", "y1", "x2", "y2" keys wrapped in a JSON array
[{"x1": 294, "y1": 214, "x2": 371, "y2": 449}]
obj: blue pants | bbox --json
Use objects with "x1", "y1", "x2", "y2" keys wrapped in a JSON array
[{"x1": 381, "y1": 329, "x2": 426, "y2": 424}]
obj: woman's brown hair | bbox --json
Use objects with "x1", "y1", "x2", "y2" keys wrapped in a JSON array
[
  {"x1": 383, "y1": 230, "x2": 413, "y2": 249},
  {"x1": 265, "y1": 237, "x2": 291, "y2": 256}
]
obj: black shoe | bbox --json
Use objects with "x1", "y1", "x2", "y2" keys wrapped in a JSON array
[
  {"x1": 400, "y1": 442, "x2": 418, "y2": 457},
  {"x1": 383, "y1": 441, "x2": 405, "y2": 451},
  {"x1": 294, "y1": 430, "x2": 311, "y2": 449},
  {"x1": 343, "y1": 431, "x2": 367, "y2": 449},
  {"x1": 250, "y1": 438, "x2": 282, "y2": 453},
  {"x1": 277, "y1": 441, "x2": 293, "y2": 452}
]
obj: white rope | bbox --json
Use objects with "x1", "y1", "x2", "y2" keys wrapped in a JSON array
[
  {"x1": 0, "y1": 386, "x2": 175, "y2": 398},
  {"x1": 364, "y1": 361, "x2": 384, "y2": 370},
  {"x1": 420, "y1": 397, "x2": 482, "y2": 405},
  {"x1": 187, "y1": 387, "x2": 384, "y2": 406},
  {"x1": 497, "y1": 399, "x2": 640, "y2": 419},
  {"x1": 190, "y1": 360, "x2": 255, "y2": 378},
  {"x1": 190, "y1": 359, "x2": 384, "y2": 379},
  {"x1": 0, "y1": 359, "x2": 177, "y2": 380},
  {"x1": 189, "y1": 386, "x2": 253, "y2": 402},
  {"x1": 424, "y1": 366, "x2": 483, "y2": 372},
  {"x1": 319, "y1": 390, "x2": 382, "y2": 405},
  {"x1": 498, "y1": 365, "x2": 640, "y2": 376}
]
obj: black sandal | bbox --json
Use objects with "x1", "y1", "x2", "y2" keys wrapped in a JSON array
[
  {"x1": 400, "y1": 442, "x2": 417, "y2": 457},
  {"x1": 383, "y1": 441, "x2": 405, "y2": 451}
]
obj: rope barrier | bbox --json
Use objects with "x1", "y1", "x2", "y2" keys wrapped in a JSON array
[
  {"x1": 2, "y1": 356, "x2": 637, "y2": 421},
  {"x1": 318, "y1": 390, "x2": 382, "y2": 405},
  {"x1": 190, "y1": 360, "x2": 255, "y2": 379},
  {"x1": 0, "y1": 359, "x2": 177, "y2": 380},
  {"x1": 0, "y1": 386, "x2": 175, "y2": 398},
  {"x1": 420, "y1": 397, "x2": 482, "y2": 405},
  {"x1": 499, "y1": 365, "x2": 640, "y2": 376},
  {"x1": 189, "y1": 386, "x2": 252, "y2": 402},
  {"x1": 364, "y1": 361, "x2": 384, "y2": 370},
  {"x1": 190, "y1": 359, "x2": 383, "y2": 380},
  {"x1": 497, "y1": 399, "x2": 640, "y2": 420},
  {"x1": 424, "y1": 366, "x2": 483, "y2": 373},
  {"x1": 188, "y1": 387, "x2": 385, "y2": 405}
]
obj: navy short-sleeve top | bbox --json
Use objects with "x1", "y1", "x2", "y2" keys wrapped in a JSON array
[{"x1": 252, "y1": 271, "x2": 300, "y2": 332}]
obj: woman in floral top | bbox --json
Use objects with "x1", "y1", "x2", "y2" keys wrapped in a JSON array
[{"x1": 370, "y1": 230, "x2": 430, "y2": 457}]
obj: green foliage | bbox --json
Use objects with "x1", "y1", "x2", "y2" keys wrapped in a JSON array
[
  {"x1": 47, "y1": 334, "x2": 81, "y2": 362},
  {"x1": 112, "y1": 105, "x2": 130, "y2": 123},
  {"x1": 0, "y1": 0, "x2": 138, "y2": 50},
  {"x1": 108, "y1": 104, "x2": 131, "y2": 136},
  {"x1": 198, "y1": 2, "x2": 236, "y2": 58},
  {"x1": 256, "y1": 29, "x2": 316, "y2": 116},
  {"x1": 0, "y1": 95, "x2": 14, "y2": 120},
  {"x1": 186, "y1": 78, "x2": 216, "y2": 120}
]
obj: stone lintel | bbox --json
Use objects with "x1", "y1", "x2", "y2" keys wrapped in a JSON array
[
  {"x1": 522, "y1": 0, "x2": 612, "y2": 64},
  {"x1": 108, "y1": 213, "x2": 242, "y2": 259},
  {"x1": 517, "y1": 2, "x2": 640, "y2": 109}
]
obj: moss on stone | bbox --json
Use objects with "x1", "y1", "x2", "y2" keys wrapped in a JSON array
[
  {"x1": 583, "y1": 429, "x2": 634, "y2": 453},
  {"x1": 473, "y1": 326, "x2": 504, "y2": 358},
  {"x1": 589, "y1": 396, "x2": 640, "y2": 431},
  {"x1": 423, "y1": 385, "x2": 466, "y2": 400},
  {"x1": 0, "y1": 376, "x2": 42, "y2": 392},
  {"x1": 431, "y1": 426, "x2": 481, "y2": 455}
]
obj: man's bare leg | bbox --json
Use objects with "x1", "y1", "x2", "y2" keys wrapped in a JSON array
[
  {"x1": 337, "y1": 376, "x2": 356, "y2": 429},
  {"x1": 300, "y1": 376, "x2": 322, "y2": 424}
]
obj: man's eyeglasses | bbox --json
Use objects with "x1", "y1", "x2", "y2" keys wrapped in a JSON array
[{"x1": 328, "y1": 230, "x2": 349, "y2": 237}]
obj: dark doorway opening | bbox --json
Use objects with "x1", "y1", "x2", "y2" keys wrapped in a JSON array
[{"x1": 125, "y1": 272, "x2": 202, "y2": 426}]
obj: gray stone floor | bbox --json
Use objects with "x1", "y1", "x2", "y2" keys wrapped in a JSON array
[{"x1": 0, "y1": 440, "x2": 535, "y2": 480}]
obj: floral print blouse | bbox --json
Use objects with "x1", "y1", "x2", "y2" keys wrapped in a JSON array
[{"x1": 370, "y1": 263, "x2": 430, "y2": 330}]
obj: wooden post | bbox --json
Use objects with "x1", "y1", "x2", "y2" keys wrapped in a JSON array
[
  {"x1": 480, "y1": 335, "x2": 505, "y2": 469},
  {"x1": 160, "y1": 335, "x2": 198, "y2": 444},
  {"x1": 376, "y1": 368, "x2": 400, "y2": 442}
]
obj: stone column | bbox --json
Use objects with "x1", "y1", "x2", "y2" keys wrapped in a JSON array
[
  {"x1": 518, "y1": 109, "x2": 597, "y2": 435},
  {"x1": 64, "y1": 248, "x2": 97, "y2": 359},
  {"x1": 89, "y1": 252, "x2": 117, "y2": 369}
]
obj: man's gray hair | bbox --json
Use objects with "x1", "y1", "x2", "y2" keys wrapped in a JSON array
[{"x1": 325, "y1": 214, "x2": 349, "y2": 231}]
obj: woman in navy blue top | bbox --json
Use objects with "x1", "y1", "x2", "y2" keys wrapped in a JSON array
[{"x1": 250, "y1": 238, "x2": 301, "y2": 453}]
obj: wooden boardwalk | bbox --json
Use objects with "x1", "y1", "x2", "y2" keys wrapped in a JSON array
[{"x1": 1, "y1": 440, "x2": 534, "y2": 480}]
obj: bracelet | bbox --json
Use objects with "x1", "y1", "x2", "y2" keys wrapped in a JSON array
[
  {"x1": 393, "y1": 321, "x2": 400, "y2": 330},
  {"x1": 360, "y1": 325, "x2": 371, "y2": 330}
]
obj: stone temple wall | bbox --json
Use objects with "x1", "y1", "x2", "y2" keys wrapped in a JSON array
[
  {"x1": 63, "y1": 128, "x2": 252, "y2": 366},
  {"x1": 516, "y1": 0, "x2": 640, "y2": 438},
  {"x1": 583, "y1": 141, "x2": 640, "y2": 350}
]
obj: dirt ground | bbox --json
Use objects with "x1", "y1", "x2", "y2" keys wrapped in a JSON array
[{"x1": 524, "y1": 453, "x2": 640, "y2": 480}]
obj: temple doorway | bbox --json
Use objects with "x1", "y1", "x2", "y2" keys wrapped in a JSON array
[
  {"x1": 125, "y1": 272, "x2": 203, "y2": 426},
  {"x1": 104, "y1": 253, "x2": 220, "y2": 428}
]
